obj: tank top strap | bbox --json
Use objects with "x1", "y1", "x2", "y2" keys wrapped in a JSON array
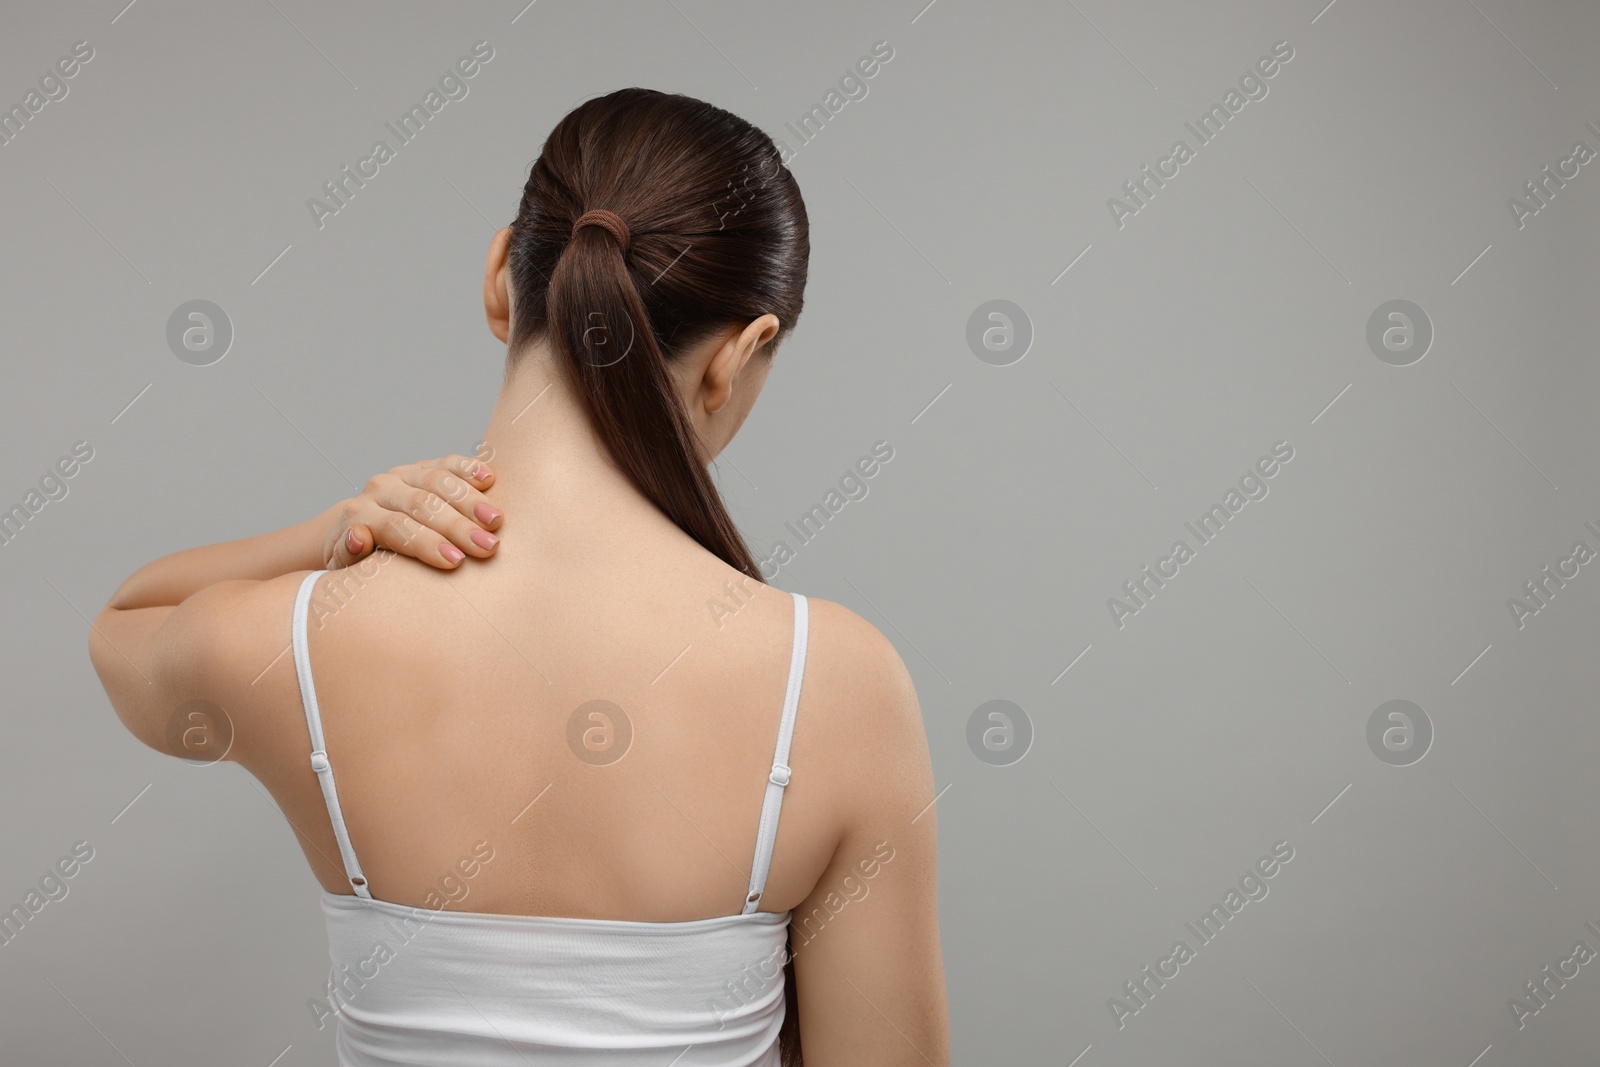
[
  {"x1": 741, "y1": 591, "x2": 809, "y2": 915},
  {"x1": 291, "y1": 570, "x2": 372, "y2": 899}
]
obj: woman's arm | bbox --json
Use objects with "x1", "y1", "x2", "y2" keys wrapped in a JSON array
[
  {"x1": 790, "y1": 605, "x2": 950, "y2": 1066},
  {"x1": 105, "y1": 455, "x2": 500, "y2": 611},
  {"x1": 89, "y1": 454, "x2": 502, "y2": 758},
  {"x1": 104, "y1": 499, "x2": 352, "y2": 612}
]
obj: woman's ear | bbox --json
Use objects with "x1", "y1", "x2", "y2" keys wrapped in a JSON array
[
  {"x1": 483, "y1": 227, "x2": 513, "y2": 343},
  {"x1": 702, "y1": 314, "x2": 781, "y2": 415},
  {"x1": 740, "y1": 313, "x2": 781, "y2": 360}
]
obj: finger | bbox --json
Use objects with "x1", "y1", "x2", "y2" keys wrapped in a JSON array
[
  {"x1": 420, "y1": 454, "x2": 496, "y2": 498},
  {"x1": 340, "y1": 525, "x2": 372, "y2": 567},
  {"x1": 400, "y1": 464, "x2": 503, "y2": 535},
  {"x1": 373, "y1": 481, "x2": 499, "y2": 560},
  {"x1": 368, "y1": 502, "x2": 492, "y2": 566},
  {"x1": 412, "y1": 457, "x2": 501, "y2": 529},
  {"x1": 344, "y1": 478, "x2": 484, "y2": 569},
  {"x1": 369, "y1": 512, "x2": 470, "y2": 569},
  {"x1": 325, "y1": 519, "x2": 371, "y2": 570}
]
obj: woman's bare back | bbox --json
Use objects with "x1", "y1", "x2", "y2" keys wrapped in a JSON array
[{"x1": 241, "y1": 535, "x2": 863, "y2": 924}]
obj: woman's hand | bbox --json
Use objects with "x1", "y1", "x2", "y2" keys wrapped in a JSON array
[{"x1": 325, "y1": 455, "x2": 503, "y2": 570}]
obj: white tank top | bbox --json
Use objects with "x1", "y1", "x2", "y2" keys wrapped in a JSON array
[{"x1": 288, "y1": 570, "x2": 810, "y2": 1065}]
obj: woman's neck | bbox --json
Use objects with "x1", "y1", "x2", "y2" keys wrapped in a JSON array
[{"x1": 476, "y1": 350, "x2": 689, "y2": 554}]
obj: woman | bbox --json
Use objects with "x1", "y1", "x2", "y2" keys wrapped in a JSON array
[{"x1": 89, "y1": 88, "x2": 948, "y2": 1065}]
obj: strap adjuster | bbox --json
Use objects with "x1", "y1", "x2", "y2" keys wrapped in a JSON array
[
  {"x1": 769, "y1": 763, "x2": 791, "y2": 787},
  {"x1": 310, "y1": 750, "x2": 330, "y2": 773}
]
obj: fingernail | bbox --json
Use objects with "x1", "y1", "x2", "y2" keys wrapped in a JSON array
[
  {"x1": 473, "y1": 465, "x2": 492, "y2": 481},
  {"x1": 440, "y1": 543, "x2": 465, "y2": 564},
  {"x1": 471, "y1": 529, "x2": 498, "y2": 550},
  {"x1": 346, "y1": 529, "x2": 362, "y2": 554},
  {"x1": 475, "y1": 503, "x2": 500, "y2": 524}
]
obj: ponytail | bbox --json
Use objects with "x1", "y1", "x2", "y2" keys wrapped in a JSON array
[{"x1": 544, "y1": 213, "x2": 765, "y2": 581}]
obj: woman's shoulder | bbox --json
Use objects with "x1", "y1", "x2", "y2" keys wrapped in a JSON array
[
  {"x1": 801, "y1": 595, "x2": 919, "y2": 712},
  {"x1": 781, "y1": 593, "x2": 939, "y2": 895},
  {"x1": 784, "y1": 593, "x2": 930, "y2": 790},
  {"x1": 710, "y1": 582, "x2": 921, "y2": 726}
]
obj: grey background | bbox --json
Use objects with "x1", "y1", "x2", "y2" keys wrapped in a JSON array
[{"x1": 2, "y1": 0, "x2": 1597, "y2": 1062}]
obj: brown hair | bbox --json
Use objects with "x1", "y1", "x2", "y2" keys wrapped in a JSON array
[
  {"x1": 506, "y1": 87, "x2": 809, "y2": 583},
  {"x1": 506, "y1": 88, "x2": 810, "y2": 1062}
]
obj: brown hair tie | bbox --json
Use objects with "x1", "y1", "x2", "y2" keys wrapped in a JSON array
[{"x1": 570, "y1": 209, "x2": 631, "y2": 254}]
